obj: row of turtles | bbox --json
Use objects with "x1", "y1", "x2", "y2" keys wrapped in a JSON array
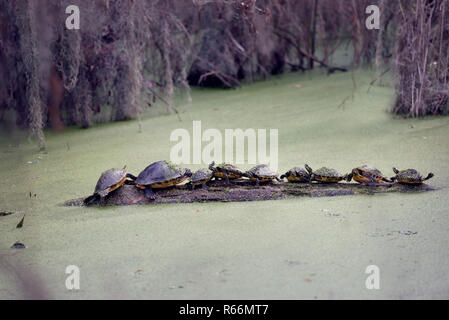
[{"x1": 85, "y1": 162, "x2": 434, "y2": 203}]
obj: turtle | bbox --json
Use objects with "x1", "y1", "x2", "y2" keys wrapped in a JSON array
[
  {"x1": 351, "y1": 165, "x2": 392, "y2": 184},
  {"x1": 189, "y1": 168, "x2": 213, "y2": 189},
  {"x1": 209, "y1": 161, "x2": 245, "y2": 184},
  {"x1": 84, "y1": 167, "x2": 136, "y2": 204},
  {"x1": 305, "y1": 164, "x2": 352, "y2": 183},
  {"x1": 244, "y1": 164, "x2": 281, "y2": 186},
  {"x1": 280, "y1": 167, "x2": 311, "y2": 183},
  {"x1": 135, "y1": 161, "x2": 192, "y2": 199},
  {"x1": 391, "y1": 167, "x2": 434, "y2": 185}
]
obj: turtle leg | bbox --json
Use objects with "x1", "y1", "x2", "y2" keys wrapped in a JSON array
[
  {"x1": 83, "y1": 194, "x2": 99, "y2": 205},
  {"x1": 224, "y1": 173, "x2": 230, "y2": 185},
  {"x1": 98, "y1": 189, "x2": 109, "y2": 198},
  {"x1": 201, "y1": 181, "x2": 209, "y2": 189},
  {"x1": 254, "y1": 178, "x2": 260, "y2": 186},
  {"x1": 144, "y1": 187, "x2": 156, "y2": 200},
  {"x1": 190, "y1": 183, "x2": 195, "y2": 190},
  {"x1": 382, "y1": 176, "x2": 393, "y2": 183}
]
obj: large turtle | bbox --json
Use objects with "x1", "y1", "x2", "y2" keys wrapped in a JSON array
[
  {"x1": 84, "y1": 167, "x2": 136, "y2": 204},
  {"x1": 391, "y1": 167, "x2": 434, "y2": 185},
  {"x1": 189, "y1": 168, "x2": 213, "y2": 189},
  {"x1": 305, "y1": 164, "x2": 351, "y2": 183},
  {"x1": 244, "y1": 164, "x2": 281, "y2": 186},
  {"x1": 209, "y1": 161, "x2": 245, "y2": 184},
  {"x1": 135, "y1": 161, "x2": 192, "y2": 199},
  {"x1": 280, "y1": 167, "x2": 311, "y2": 183},
  {"x1": 351, "y1": 165, "x2": 392, "y2": 184}
]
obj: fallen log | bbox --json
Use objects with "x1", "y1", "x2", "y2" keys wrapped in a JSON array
[{"x1": 64, "y1": 180, "x2": 437, "y2": 207}]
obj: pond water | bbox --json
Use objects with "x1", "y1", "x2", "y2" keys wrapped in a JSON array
[{"x1": 1, "y1": 69, "x2": 448, "y2": 299}]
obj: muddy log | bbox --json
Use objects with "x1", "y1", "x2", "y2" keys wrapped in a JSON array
[{"x1": 64, "y1": 180, "x2": 437, "y2": 207}]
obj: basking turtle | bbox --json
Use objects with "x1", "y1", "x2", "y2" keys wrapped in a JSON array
[
  {"x1": 391, "y1": 167, "x2": 434, "y2": 185},
  {"x1": 189, "y1": 168, "x2": 213, "y2": 189},
  {"x1": 135, "y1": 161, "x2": 192, "y2": 199},
  {"x1": 209, "y1": 161, "x2": 245, "y2": 184},
  {"x1": 244, "y1": 164, "x2": 281, "y2": 186},
  {"x1": 305, "y1": 164, "x2": 351, "y2": 183},
  {"x1": 84, "y1": 167, "x2": 136, "y2": 204},
  {"x1": 280, "y1": 167, "x2": 311, "y2": 183},
  {"x1": 351, "y1": 165, "x2": 392, "y2": 184}
]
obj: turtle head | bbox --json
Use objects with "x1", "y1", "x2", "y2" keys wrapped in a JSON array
[
  {"x1": 209, "y1": 161, "x2": 216, "y2": 171},
  {"x1": 184, "y1": 168, "x2": 192, "y2": 177},
  {"x1": 424, "y1": 172, "x2": 434, "y2": 181},
  {"x1": 304, "y1": 164, "x2": 313, "y2": 174},
  {"x1": 392, "y1": 167, "x2": 400, "y2": 174},
  {"x1": 280, "y1": 174, "x2": 286, "y2": 180}
]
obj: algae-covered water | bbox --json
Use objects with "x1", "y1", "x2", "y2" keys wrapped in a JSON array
[{"x1": 1, "y1": 69, "x2": 449, "y2": 299}]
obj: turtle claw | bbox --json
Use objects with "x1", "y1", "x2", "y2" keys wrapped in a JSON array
[{"x1": 144, "y1": 187, "x2": 156, "y2": 200}]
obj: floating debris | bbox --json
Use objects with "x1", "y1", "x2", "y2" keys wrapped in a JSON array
[
  {"x1": 0, "y1": 211, "x2": 17, "y2": 217},
  {"x1": 168, "y1": 285, "x2": 184, "y2": 289},
  {"x1": 16, "y1": 215, "x2": 25, "y2": 229},
  {"x1": 11, "y1": 242, "x2": 26, "y2": 249},
  {"x1": 397, "y1": 230, "x2": 418, "y2": 236}
]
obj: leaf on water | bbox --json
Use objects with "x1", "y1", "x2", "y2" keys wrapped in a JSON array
[
  {"x1": 16, "y1": 215, "x2": 25, "y2": 229},
  {"x1": 11, "y1": 242, "x2": 26, "y2": 249}
]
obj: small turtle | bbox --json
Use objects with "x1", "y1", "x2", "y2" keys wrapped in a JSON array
[
  {"x1": 351, "y1": 165, "x2": 392, "y2": 184},
  {"x1": 135, "y1": 161, "x2": 192, "y2": 199},
  {"x1": 305, "y1": 164, "x2": 351, "y2": 183},
  {"x1": 244, "y1": 164, "x2": 281, "y2": 186},
  {"x1": 280, "y1": 167, "x2": 311, "y2": 183},
  {"x1": 391, "y1": 167, "x2": 434, "y2": 185},
  {"x1": 189, "y1": 168, "x2": 213, "y2": 189},
  {"x1": 209, "y1": 161, "x2": 245, "y2": 184},
  {"x1": 84, "y1": 167, "x2": 136, "y2": 204}
]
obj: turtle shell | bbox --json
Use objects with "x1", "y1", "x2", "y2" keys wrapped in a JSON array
[
  {"x1": 281, "y1": 167, "x2": 310, "y2": 183},
  {"x1": 209, "y1": 162, "x2": 244, "y2": 179},
  {"x1": 352, "y1": 165, "x2": 390, "y2": 183},
  {"x1": 246, "y1": 164, "x2": 279, "y2": 182},
  {"x1": 136, "y1": 161, "x2": 188, "y2": 187},
  {"x1": 94, "y1": 168, "x2": 127, "y2": 195},
  {"x1": 306, "y1": 165, "x2": 348, "y2": 183},
  {"x1": 190, "y1": 168, "x2": 213, "y2": 184}
]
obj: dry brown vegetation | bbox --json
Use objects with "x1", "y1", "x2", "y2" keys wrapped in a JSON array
[{"x1": 0, "y1": 0, "x2": 448, "y2": 149}]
